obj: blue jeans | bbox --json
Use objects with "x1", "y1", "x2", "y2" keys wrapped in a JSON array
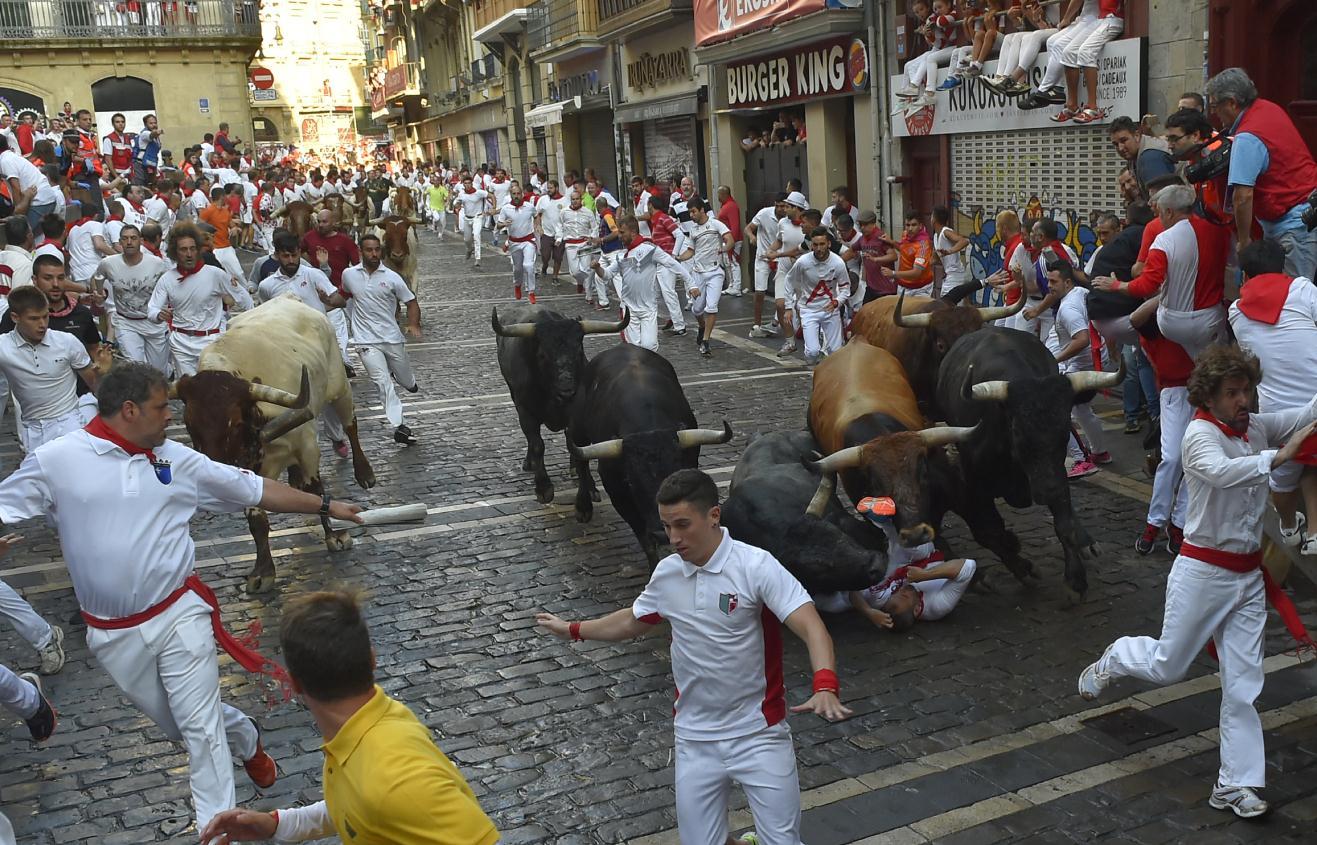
[
  {"x1": 1122, "y1": 344, "x2": 1159, "y2": 423},
  {"x1": 1277, "y1": 226, "x2": 1317, "y2": 282},
  {"x1": 24, "y1": 201, "x2": 55, "y2": 231}
]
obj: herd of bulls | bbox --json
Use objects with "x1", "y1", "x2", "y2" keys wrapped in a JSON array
[{"x1": 496, "y1": 282, "x2": 1123, "y2": 604}]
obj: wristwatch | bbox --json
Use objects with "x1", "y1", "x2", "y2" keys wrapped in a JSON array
[{"x1": 319, "y1": 492, "x2": 332, "y2": 516}]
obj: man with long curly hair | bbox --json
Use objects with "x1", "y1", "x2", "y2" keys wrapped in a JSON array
[{"x1": 1076, "y1": 345, "x2": 1317, "y2": 819}]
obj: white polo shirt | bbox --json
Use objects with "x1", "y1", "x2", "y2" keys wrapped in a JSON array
[
  {"x1": 686, "y1": 218, "x2": 730, "y2": 273},
  {"x1": 535, "y1": 194, "x2": 565, "y2": 238},
  {"x1": 496, "y1": 201, "x2": 536, "y2": 241},
  {"x1": 146, "y1": 264, "x2": 232, "y2": 332},
  {"x1": 635, "y1": 189, "x2": 653, "y2": 237},
  {"x1": 258, "y1": 265, "x2": 336, "y2": 314},
  {"x1": 0, "y1": 431, "x2": 264, "y2": 619},
  {"x1": 632, "y1": 528, "x2": 812, "y2": 742},
  {"x1": 1051, "y1": 286, "x2": 1093, "y2": 374},
  {"x1": 67, "y1": 218, "x2": 108, "y2": 283},
  {"x1": 340, "y1": 263, "x2": 414, "y2": 345},
  {"x1": 0, "y1": 328, "x2": 90, "y2": 420}
]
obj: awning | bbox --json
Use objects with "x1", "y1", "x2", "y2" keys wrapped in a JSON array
[
  {"x1": 524, "y1": 101, "x2": 568, "y2": 129},
  {"x1": 614, "y1": 93, "x2": 699, "y2": 125}
]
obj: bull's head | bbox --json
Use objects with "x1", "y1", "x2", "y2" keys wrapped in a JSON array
[
  {"x1": 569, "y1": 422, "x2": 733, "y2": 550},
  {"x1": 172, "y1": 366, "x2": 314, "y2": 469},
  {"x1": 492, "y1": 307, "x2": 629, "y2": 408},
  {"x1": 807, "y1": 424, "x2": 977, "y2": 546},
  {"x1": 892, "y1": 288, "x2": 1025, "y2": 355}
]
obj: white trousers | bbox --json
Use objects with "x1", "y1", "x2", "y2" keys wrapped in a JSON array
[
  {"x1": 327, "y1": 309, "x2": 351, "y2": 365},
  {"x1": 168, "y1": 331, "x2": 220, "y2": 377},
  {"x1": 1099, "y1": 556, "x2": 1267, "y2": 788},
  {"x1": 799, "y1": 307, "x2": 844, "y2": 358},
  {"x1": 22, "y1": 408, "x2": 86, "y2": 451},
  {"x1": 461, "y1": 213, "x2": 483, "y2": 260},
  {"x1": 508, "y1": 241, "x2": 536, "y2": 293},
  {"x1": 658, "y1": 267, "x2": 687, "y2": 330},
  {"x1": 906, "y1": 46, "x2": 958, "y2": 89},
  {"x1": 0, "y1": 661, "x2": 39, "y2": 719},
  {"x1": 690, "y1": 269, "x2": 724, "y2": 318},
  {"x1": 358, "y1": 343, "x2": 415, "y2": 428},
  {"x1": 675, "y1": 723, "x2": 802, "y2": 845},
  {"x1": 213, "y1": 246, "x2": 245, "y2": 284},
  {"x1": 725, "y1": 248, "x2": 742, "y2": 293},
  {"x1": 998, "y1": 29, "x2": 1056, "y2": 78},
  {"x1": 0, "y1": 580, "x2": 53, "y2": 650},
  {"x1": 86, "y1": 594, "x2": 260, "y2": 830},
  {"x1": 114, "y1": 315, "x2": 171, "y2": 373},
  {"x1": 568, "y1": 246, "x2": 607, "y2": 305},
  {"x1": 621, "y1": 305, "x2": 658, "y2": 352},
  {"x1": 1157, "y1": 305, "x2": 1229, "y2": 361},
  {"x1": 1008, "y1": 304, "x2": 1053, "y2": 342},
  {"x1": 1149, "y1": 386, "x2": 1190, "y2": 529}
]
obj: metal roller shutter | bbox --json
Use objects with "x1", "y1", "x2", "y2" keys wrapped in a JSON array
[{"x1": 642, "y1": 116, "x2": 697, "y2": 183}]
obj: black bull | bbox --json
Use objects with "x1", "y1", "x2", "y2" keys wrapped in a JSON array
[
  {"x1": 936, "y1": 327, "x2": 1124, "y2": 602},
  {"x1": 492, "y1": 305, "x2": 629, "y2": 503},
  {"x1": 567, "y1": 345, "x2": 732, "y2": 564},
  {"x1": 722, "y1": 431, "x2": 888, "y2": 592}
]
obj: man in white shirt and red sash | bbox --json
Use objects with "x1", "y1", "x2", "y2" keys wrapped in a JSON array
[
  {"x1": 1228, "y1": 238, "x2": 1317, "y2": 556},
  {"x1": 146, "y1": 222, "x2": 239, "y2": 377},
  {"x1": 1078, "y1": 345, "x2": 1317, "y2": 819},
  {"x1": 0, "y1": 362, "x2": 365, "y2": 834},
  {"x1": 537, "y1": 469, "x2": 850, "y2": 845},
  {"x1": 496, "y1": 181, "x2": 539, "y2": 303}
]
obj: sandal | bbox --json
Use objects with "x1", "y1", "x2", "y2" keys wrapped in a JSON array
[
  {"x1": 1072, "y1": 107, "x2": 1103, "y2": 124},
  {"x1": 1049, "y1": 107, "x2": 1077, "y2": 123}
]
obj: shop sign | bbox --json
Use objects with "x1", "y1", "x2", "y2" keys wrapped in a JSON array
[
  {"x1": 891, "y1": 38, "x2": 1142, "y2": 137},
  {"x1": 695, "y1": 0, "x2": 826, "y2": 47},
  {"x1": 726, "y1": 36, "x2": 869, "y2": 108},
  {"x1": 627, "y1": 48, "x2": 691, "y2": 92},
  {"x1": 549, "y1": 71, "x2": 602, "y2": 103},
  {"x1": 252, "y1": 89, "x2": 278, "y2": 102}
]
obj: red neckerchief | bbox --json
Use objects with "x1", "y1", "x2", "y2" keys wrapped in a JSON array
[
  {"x1": 143, "y1": 242, "x2": 162, "y2": 257},
  {"x1": 1236, "y1": 273, "x2": 1293, "y2": 325},
  {"x1": 175, "y1": 260, "x2": 207, "y2": 280},
  {"x1": 626, "y1": 235, "x2": 651, "y2": 252},
  {"x1": 1193, "y1": 408, "x2": 1248, "y2": 441},
  {"x1": 549, "y1": 192, "x2": 562, "y2": 200},
  {"x1": 463, "y1": 186, "x2": 476, "y2": 194},
  {"x1": 84, "y1": 415, "x2": 158, "y2": 463},
  {"x1": 181, "y1": 186, "x2": 194, "y2": 198},
  {"x1": 492, "y1": 177, "x2": 506, "y2": 185},
  {"x1": 65, "y1": 216, "x2": 95, "y2": 236},
  {"x1": 48, "y1": 294, "x2": 77, "y2": 319},
  {"x1": 124, "y1": 198, "x2": 145, "y2": 213},
  {"x1": 510, "y1": 198, "x2": 525, "y2": 208},
  {"x1": 106, "y1": 213, "x2": 124, "y2": 222}
]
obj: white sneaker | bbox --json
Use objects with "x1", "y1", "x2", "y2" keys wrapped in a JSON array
[
  {"x1": 37, "y1": 625, "x2": 65, "y2": 675},
  {"x1": 749, "y1": 324, "x2": 776, "y2": 338},
  {"x1": 1077, "y1": 646, "x2": 1112, "y2": 701},
  {"x1": 776, "y1": 339, "x2": 797, "y2": 357},
  {"x1": 1279, "y1": 512, "x2": 1306, "y2": 547},
  {"x1": 1209, "y1": 784, "x2": 1269, "y2": 818},
  {"x1": 895, "y1": 83, "x2": 920, "y2": 99}
]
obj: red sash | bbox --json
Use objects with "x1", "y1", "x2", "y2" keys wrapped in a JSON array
[{"x1": 1181, "y1": 543, "x2": 1315, "y2": 657}]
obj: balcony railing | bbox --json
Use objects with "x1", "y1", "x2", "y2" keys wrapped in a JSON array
[
  {"x1": 474, "y1": 0, "x2": 528, "y2": 33},
  {"x1": 542, "y1": 0, "x2": 598, "y2": 47},
  {"x1": 596, "y1": 0, "x2": 687, "y2": 37},
  {"x1": 0, "y1": 0, "x2": 262, "y2": 40}
]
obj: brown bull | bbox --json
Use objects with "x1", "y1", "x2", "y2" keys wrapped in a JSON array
[
  {"x1": 270, "y1": 199, "x2": 315, "y2": 239},
  {"x1": 351, "y1": 185, "x2": 370, "y2": 234},
  {"x1": 370, "y1": 213, "x2": 420, "y2": 294},
  {"x1": 390, "y1": 185, "x2": 416, "y2": 218},
  {"x1": 320, "y1": 193, "x2": 355, "y2": 232},
  {"x1": 849, "y1": 289, "x2": 1023, "y2": 409},
  {"x1": 808, "y1": 340, "x2": 975, "y2": 547}
]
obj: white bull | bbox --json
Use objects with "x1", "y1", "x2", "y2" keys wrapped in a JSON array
[{"x1": 174, "y1": 295, "x2": 377, "y2": 593}]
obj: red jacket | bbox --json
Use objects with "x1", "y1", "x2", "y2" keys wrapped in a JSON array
[
  {"x1": 1233, "y1": 99, "x2": 1317, "y2": 223},
  {"x1": 650, "y1": 210, "x2": 678, "y2": 254}
]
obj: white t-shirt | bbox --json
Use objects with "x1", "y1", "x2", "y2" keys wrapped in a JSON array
[
  {"x1": 340, "y1": 263, "x2": 415, "y2": 345},
  {"x1": 0, "y1": 430, "x2": 264, "y2": 619},
  {"x1": 686, "y1": 218, "x2": 730, "y2": 272},
  {"x1": 776, "y1": 219, "x2": 806, "y2": 276},
  {"x1": 0, "y1": 328, "x2": 91, "y2": 420},
  {"x1": 496, "y1": 201, "x2": 537, "y2": 240},
  {"x1": 454, "y1": 188, "x2": 488, "y2": 218},
  {"x1": 934, "y1": 226, "x2": 969, "y2": 284},
  {"x1": 146, "y1": 264, "x2": 233, "y2": 332},
  {"x1": 66, "y1": 219, "x2": 108, "y2": 282},
  {"x1": 632, "y1": 528, "x2": 812, "y2": 741},
  {"x1": 535, "y1": 194, "x2": 565, "y2": 238},
  {"x1": 94, "y1": 253, "x2": 168, "y2": 320},
  {"x1": 488, "y1": 178, "x2": 512, "y2": 210},
  {"x1": 785, "y1": 251, "x2": 851, "y2": 311},
  {"x1": 1229, "y1": 276, "x2": 1317, "y2": 412},
  {"x1": 0, "y1": 150, "x2": 59, "y2": 207},
  {"x1": 258, "y1": 266, "x2": 336, "y2": 314},
  {"x1": 635, "y1": 190, "x2": 653, "y2": 237},
  {"x1": 1051, "y1": 286, "x2": 1093, "y2": 373},
  {"x1": 750, "y1": 206, "x2": 780, "y2": 258}
]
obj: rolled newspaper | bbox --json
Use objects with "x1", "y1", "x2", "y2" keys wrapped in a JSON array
[{"x1": 328, "y1": 503, "x2": 428, "y2": 531}]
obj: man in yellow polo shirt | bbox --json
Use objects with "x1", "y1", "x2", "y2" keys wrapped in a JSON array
[{"x1": 199, "y1": 589, "x2": 499, "y2": 845}]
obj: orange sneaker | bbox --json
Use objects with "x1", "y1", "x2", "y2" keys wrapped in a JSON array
[
  {"x1": 528, "y1": 292, "x2": 537, "y2": 304},
  {"x1": 856, "y1": 496, "x2": 896, "y2": 517},
  {"x1": 243, "y1": 720, "x2": 278, "y2": 789}
]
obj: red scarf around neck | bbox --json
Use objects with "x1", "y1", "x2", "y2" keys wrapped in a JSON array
[
  {"x1": 176, "y1": 260, "x2": 207, "y2": 280},
  {"x1": 1192, "y1": 408, "x2": 1248, "y2": 441},
  {"x1": 85, "y1": 414, "x2": 158, "y2": 463},
  {"x1": 1235, "y1": 273, "x2": 1294, "y2": 325}
]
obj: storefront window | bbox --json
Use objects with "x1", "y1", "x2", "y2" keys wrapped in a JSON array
[{"x1": 738, "y1": 107, "x2": 806, "y2": 153}]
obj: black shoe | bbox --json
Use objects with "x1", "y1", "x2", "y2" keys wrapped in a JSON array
[
  {"x1": 698, "y1": 341, "x2": 712, "y2": 357},
  {"x1": 406, "y1": 382, "x2": 419, "y2": 394},
  {"x1": 1124, "y1": 419, "x2": 1142, "y2": 434},
  {"x1": 344, "y1": 363, "x2": 357, "y2": 379},
  {"x1": 1017, "y1": 92, "x2": 1049, "y2": 111},
  {"x1": 671, "y1": 328, "x2": 686, "y2": 337},
  {"x1": 1039, "y1": 85, "x2": 1068, "y2": 104},
  {"x1": 393, "y1": 425, "x2": 417, "y2": 445},
  {"x1": 19, "y1": 673, "x2": 56, "y2": 742}
]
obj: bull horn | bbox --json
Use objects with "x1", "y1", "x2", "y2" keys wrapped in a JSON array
[
  {"x1": 271, "y1": 206, "x2": 288, "y2": 219},
  {"x1": 406, "y1": 215, "x2": 422, "y2": 224},
  {"x1": 567, "y1": 437, "x2": 624, "y2": 462},
  {"x1": 675, "y1": 420, "x2": 734, "y2": 449},
  {"x1": 579, "y1": 308, "x2": 630, "y2": 335},
  {"x1": 805, "y1": 472, "x2": 836, "y2": 518},
  {"x1": 892, "y1": 288, "x2": 932, "y2": 329},
  {"x1": 261, "y1": 406, "x2": 315, "y2": 443},
  {"x1": 975, "y1": 291, "x2": 1027, "y2": 322},
  {"x1": 1066, "y1": 355, "x2": 1126, "y2": 393},
  {"x1": 918, "y1": 423, "x2": 980, "y2": 447},
  {"x1": 248, "y1": 365, "x2": 311, "y2": 409},
  {"x1": 340, "y1": 195, "x2": 357, "y2": 208},
  {"x1": 491, "y1": 307, "x2": 536, "y2": 338},
  {"x1": 368, "y1": 216, "x2": 385, "y2": 225},
  {"x1": 971, "y1": 380, "x2": 1011, "y2": 401},
  {"x1": 811, "y1": 445, "x2": 864, "y2": 474},
  {"x1": 167, "y1": 380, "x2": 180, "y2": 399}
]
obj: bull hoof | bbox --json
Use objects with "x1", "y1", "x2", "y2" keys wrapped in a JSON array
[
  {"x1": 534, "y1": 483, "x2": 554, "y2": 505},
  {"x1": 568, "y1": 463, "x2": 578, "y2": 479},
  {"x1": 589, "y1": 488, "x2": 601, "y2": 503},
  {"x1": 245, "y1": 574, "x2": 277, "y2": 595},
  {"x1": 1064, "y1": 586, "x2": 1087, "y2": 606},
  {"x1": 1081, "y1": 542, "x2": 1102, "y2": 560},
  {"x1": 326, "y1": 530, "x2": 353, "y2": 552},
  {"x1": 356, "y1": 470, "x2": 377, "y2": 490},
  {"x1": 575, "y1": 507, "x2": 593, "y2": 524}
]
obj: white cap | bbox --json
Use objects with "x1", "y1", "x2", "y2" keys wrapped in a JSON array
[{"x1": 786, "y1": 191, "x2": 808, "y2": 209}]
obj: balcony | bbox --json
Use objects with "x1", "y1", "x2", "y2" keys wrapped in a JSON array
[
  {"x1": 0, "y1": 0, "x2": 261, "y2": 41},
  {"x1": 473, "y1": 0, "x2": 529, "y2": 43},
  {"x1": 596, "y1": 0, "x2": 690, "y2": 39},
  {"x1": 369, "y1": 61, "x2": 421, "y2": 121},
  {"x1": 529, "y1": 0, "x2": 601, "y2": 63}
]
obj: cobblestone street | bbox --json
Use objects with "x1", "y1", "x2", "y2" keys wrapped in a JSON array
[{"x1": 4, "y1": 228, "x2": 1317, "y2": 844}]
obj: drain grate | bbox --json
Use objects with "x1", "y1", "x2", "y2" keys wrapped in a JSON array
[{"x1": 1081, "y1": 707, "x2": 1177, "y2": 745}]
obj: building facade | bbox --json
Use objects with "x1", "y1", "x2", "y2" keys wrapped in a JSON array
[
  {"x1": 250, "y1": 0, "x2": 374, "y2": 164},
  {"x1": 0, "y1": 0, "x2": 260, "y2": 149}
]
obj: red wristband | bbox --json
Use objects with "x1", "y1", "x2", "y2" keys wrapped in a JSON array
[
  {"x1": 812, "y1": 668, "x2": 839, "y2": 695},
  {"x1": 569, "y1": 621, "x2": 583, "y2": 641}
]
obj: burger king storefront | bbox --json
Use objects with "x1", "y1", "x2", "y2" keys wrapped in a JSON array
[{"x1": 695, "y1": 2, "x2": 877, "y2": 215}]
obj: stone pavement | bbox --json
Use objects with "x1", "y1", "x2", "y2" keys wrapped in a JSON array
[{"x1": 2, "y1": 227, "x2": 1317, "y2": 844}]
